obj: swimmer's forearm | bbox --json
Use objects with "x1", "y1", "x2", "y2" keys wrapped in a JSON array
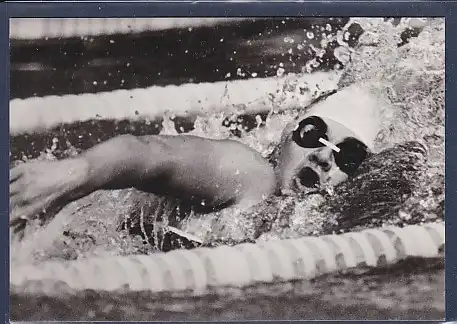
[{"x1": 72, "y1": 134, "x2": 167, "y2": 197}]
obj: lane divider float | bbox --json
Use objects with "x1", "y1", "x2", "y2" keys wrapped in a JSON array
[{"x1": 11, "y1": 222, "x2": 444, "y2": 295}]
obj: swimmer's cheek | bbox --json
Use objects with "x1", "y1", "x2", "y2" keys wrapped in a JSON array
[{"x1": 325, "y1": 168, "x2": 348, "y2": 187}]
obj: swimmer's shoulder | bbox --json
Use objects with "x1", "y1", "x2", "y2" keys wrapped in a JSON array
[{"x1": 214, "y1": 138, "x2": 277, "y2": 207}]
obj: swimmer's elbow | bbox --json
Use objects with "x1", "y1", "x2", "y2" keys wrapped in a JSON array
[{"x1": 81, "y1": 134, "x2": 172, "y2": 190}]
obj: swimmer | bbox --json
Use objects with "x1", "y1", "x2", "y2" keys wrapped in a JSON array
[{"x1": 9, "y1": 85, "x2": 383, "y2": 242}]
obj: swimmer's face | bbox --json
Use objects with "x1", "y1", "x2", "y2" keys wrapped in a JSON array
[{"x1": 275, "y1": 116, "x2": 369, "y2": 194}]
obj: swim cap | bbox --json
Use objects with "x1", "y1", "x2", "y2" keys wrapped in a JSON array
[{"x1": 305, "y1": 85, "x2": 383, "y2": 151}]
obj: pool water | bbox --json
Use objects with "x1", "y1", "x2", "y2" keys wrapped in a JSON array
[{"x1": 10, "y1": 18, "x2": 445, "y2": 320}]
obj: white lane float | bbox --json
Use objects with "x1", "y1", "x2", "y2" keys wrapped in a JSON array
[
  {"x1": 11, "y1": 222, "x2": 444, "y2": 295},
  {"x1": 10, "y1": 71, "x2": 342, "y2": 135}
]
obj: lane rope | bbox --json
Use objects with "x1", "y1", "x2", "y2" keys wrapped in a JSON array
[
  {"x1": 10, "y1": 71, "x2": 341, "y2": 135},
  {"x1": 10, "y1": 18, "x2": 245, "y2": 40},
  {"x1": 11, "y1": 222, "x2": 444, "y2": 295}
]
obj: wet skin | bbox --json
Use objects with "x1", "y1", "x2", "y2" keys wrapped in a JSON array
[{"x1": 9, "y1": 115, "x2": 368, "y2": 234}]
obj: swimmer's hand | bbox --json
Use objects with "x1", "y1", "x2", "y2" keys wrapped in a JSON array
[{"x1": 9, "y1": 159, "x2": 87, "y2": 234}]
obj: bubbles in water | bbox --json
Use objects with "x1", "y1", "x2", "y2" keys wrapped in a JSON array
[
  {"x1": 236, "y1": 68, "x2": 246, "y2": 77},
  {"x1": 276, "y1": 67, "x2": 285, "y2": 77}
]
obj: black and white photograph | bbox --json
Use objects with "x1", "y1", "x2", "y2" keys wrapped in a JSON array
[{"x1": 9, "y1": 17, "x2": 444, "y2": 321}]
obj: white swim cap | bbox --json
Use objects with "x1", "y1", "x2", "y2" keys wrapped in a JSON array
[{"x1": 306, "y1": 85, "x2": 383, "y2": 151}]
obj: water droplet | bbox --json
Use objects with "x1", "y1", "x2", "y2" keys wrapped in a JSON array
[{"x1": 276, "y1": 67, "x2": 285, "y2": 77}]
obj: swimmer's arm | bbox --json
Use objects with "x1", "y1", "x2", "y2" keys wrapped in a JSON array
[
  {"x1": 73, "y1": 134, "x2": 275, "y2": 205},
  {"x1": 76, "y1": 134, "x2": 170, "y2": 193},
  {"x1": 10, "y1": 134, "x2": 275, "y2": 228}
]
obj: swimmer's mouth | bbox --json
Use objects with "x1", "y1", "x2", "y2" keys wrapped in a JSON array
[{"x1": 293, "y1": 167, "x2": 320, "y2": 191}]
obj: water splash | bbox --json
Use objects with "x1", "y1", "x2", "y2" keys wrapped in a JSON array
[{"x1": 11, "y1": 18, "x2": 445, "y2": 263}]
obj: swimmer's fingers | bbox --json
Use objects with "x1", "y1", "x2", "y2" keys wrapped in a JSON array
[
  {"x1": 9, "y1": 179, "x2": 21, "y2": 198},
  {"x1": 9, "y1": 165, "x2": 27, "y2": 197},
  {"x1": 10, "y1": 199, "x2": 64, "y2": 231},
  {"x1": 9, "y1": 215, "x2": 28, "y2": 237},
  {"x1": 9, "y1": 202, "x2": 45, "y2": 229},
  {"x1": 9, "y1": 206, "x2": 33, "y2": 229},
  {"x1": 9, "y1": 206, "x2": 32, "y2": 240},
  {"x1": 9, "y1": 165, "x2": 24, "y2": 183}
]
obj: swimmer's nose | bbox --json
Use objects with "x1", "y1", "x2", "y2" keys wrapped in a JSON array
[
  {"x1": 308, "y1": 148, "x2": 333, "y2": 172},
  {"x1": 297, "y1": 167, "x2": 320, "y2": 188}
]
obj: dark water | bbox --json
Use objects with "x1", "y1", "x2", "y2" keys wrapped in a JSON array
[
  {"x1": 10, "y1": 18, "x2": 351, "y2": 99},
  {"x1": 9, "y1": 18, "x2": 442, "y2": 321}
]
